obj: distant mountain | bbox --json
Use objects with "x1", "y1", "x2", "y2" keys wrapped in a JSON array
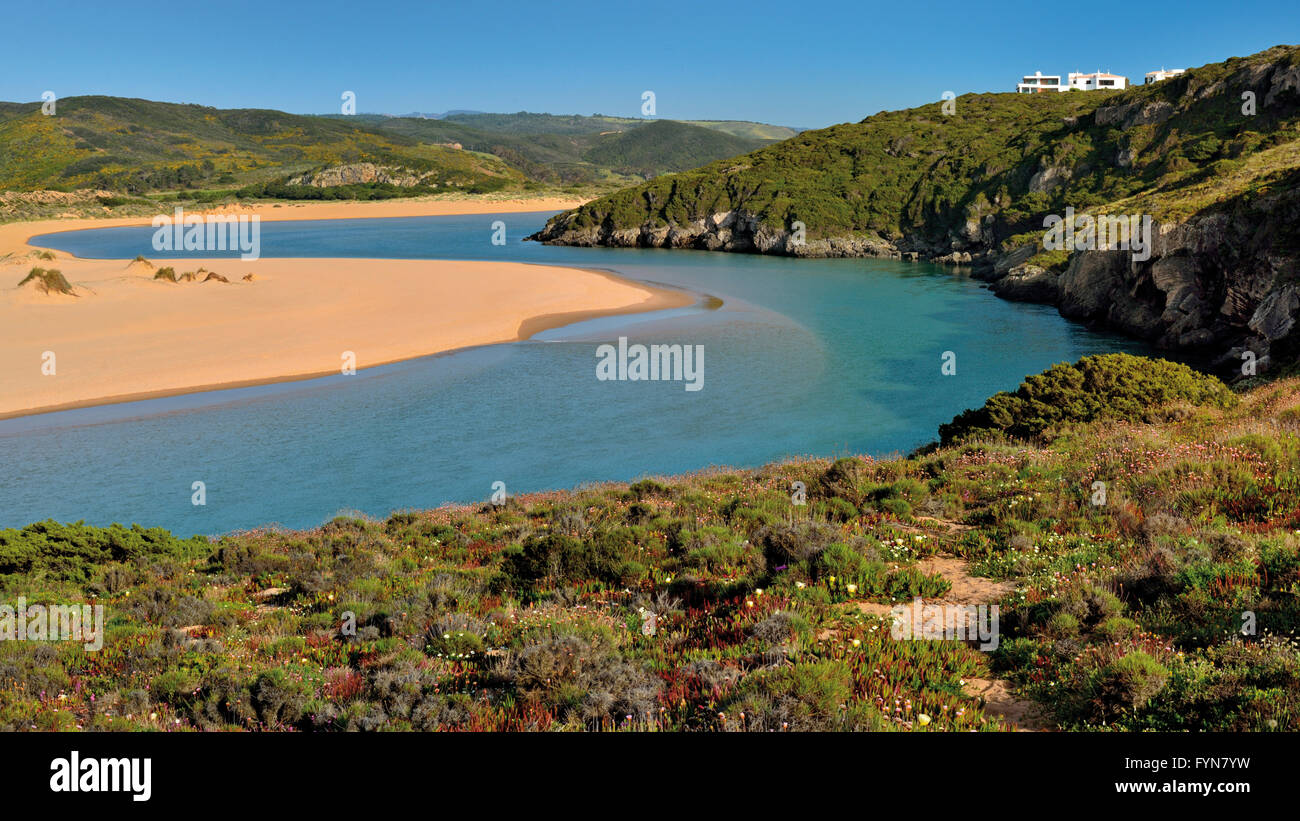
[
  {"x1": 356, "y1": 112, "x2": 779, "y2": 184},
  {"x1": 442, "y1": 111, "x2": 798, "y2": 141},
  {"x1": 677, "y1": 120, "x2": 802, "y2": 141},
  {"x1": 584, "y1": 120, "x2": 767, "y2": 177},
  {"x1": 395, "y1": 109, "x2": 484, "y2": 119}
]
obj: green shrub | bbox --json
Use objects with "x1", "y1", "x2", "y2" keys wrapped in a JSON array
[
  {"x1": 0, "y1": 520, "x2": 207, "y2": 584},
  {"x1": 1095, "y1": 616, "x2": 1140, "y2": 642},
  {"x1": 501, "y1": 530, "x2": 641, "y2": 593},
  {"x1": 251, "y1": 669, "x2": 308, "y2": 728},
  {"x1": 939, "y1": 354, "x2": 1236, "y2": 444},
  {"x1": 1098, "y1": 652, "x2": 1170, "y2": 713},
  {"x1": 717, "y1": 662, "x2": 862, "y2": 731}
]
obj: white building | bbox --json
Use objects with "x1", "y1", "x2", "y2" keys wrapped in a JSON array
[
  {"x1": 1017, "y1": 71, "x2": 1064, "y2": 93},
  {"x1": 1067, "y1": 71, "x2": 1128, "y2": 91},
  {"x1": 1016, "y1": 70, "x2": 1129, "y2": 93},
  {"x1": 1145, "y1": 67, "x2": 1186, "y2": 84}
]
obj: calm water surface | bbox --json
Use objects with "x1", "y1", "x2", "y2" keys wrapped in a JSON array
[{"x1": 1, "y1": 211, "x2": 1156, "y2": 534}]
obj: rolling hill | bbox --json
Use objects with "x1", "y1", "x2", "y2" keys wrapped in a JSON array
[
  {"x1": 0, "y1": 98, "x2": 793, "y2": 195},
  {"x1": 351, "y1": 112, "x2": 782, "y2": 183},
  {"x1": 440, "y1": 111, "x2": 798, "y2": 142},
  {"x1": 0, "y1": 96, "x2": 525, "y2": 194},
  {"x1": 583, "y1": 120, "x2": 769, "y2": 177}
]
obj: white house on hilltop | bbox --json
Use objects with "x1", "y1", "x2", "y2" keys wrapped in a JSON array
[
  {"x1": 1068, "y1": 71, "x2": 1128, "y2": 91},
  {"x1": 1145, "y1": 67, "x2": 1186, "y2": 84},
  {"x1": 1017, "y1": 71, "x2": 1064, "y2": 93},
  {"x1": 1016, "y1": 70, "x2": 1129, "y2": 93}
]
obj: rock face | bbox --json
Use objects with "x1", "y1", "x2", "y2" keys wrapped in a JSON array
[
  {"x1": 536, "y1": 199, "x2": 1300, "y2": 377},
  {"x1": 286, "y1": 163, "x2": 433, "y2": 188},
  {"x1": 532, "y1": 209, "x2": 903, "y2": 258},
  {"x1": 986, "y1": 182, "x2": 1300, "y2": 375}
]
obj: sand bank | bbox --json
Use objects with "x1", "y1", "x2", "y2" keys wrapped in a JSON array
[{"x1": 0, "y1": 197, "x2": 690, "y2": 419}]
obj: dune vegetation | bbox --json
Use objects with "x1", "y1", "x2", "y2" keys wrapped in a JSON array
[
  {"x1": 17, "y1": 266, "x2": 75, "y2": 295},
  {"x1": 1, "y1": 355, "x2": 1297, "y2": 732}
]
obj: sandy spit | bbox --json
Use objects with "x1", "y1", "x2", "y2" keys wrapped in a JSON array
[{"x1": 0, "y1": 197, "x2": 691, "y2": 419}]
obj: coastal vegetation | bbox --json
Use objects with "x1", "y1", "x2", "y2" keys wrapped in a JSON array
[
  {"x1": 533, "y1": 45, "x2": 1300, "y2": 252},
  {"x1": 938, "y1": 354, "x2": 1238, "y2": 444},
  {"x1": 17, "y1": 266, "x2": 75, "y2": 295},
  {"x1": 3, "y1": 356, "x2": 1296, "y2": 732},
  {"x1": 0, "y1": 97, "x2": 784, "y2": 208},
  {"x1": 0, "y1": 97, "x2": 526, "y2": 195}
]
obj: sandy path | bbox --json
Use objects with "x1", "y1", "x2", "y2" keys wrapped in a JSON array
[
  {"x1": 854, "y1": 520, "x2": 1050, "y2": 731},
  {"x1": 0, "y1": 197, "x2": 693, "y2": 418}
]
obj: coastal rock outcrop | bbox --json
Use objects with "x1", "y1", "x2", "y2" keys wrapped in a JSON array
[
  {"x1": 535, "y1": 209, "x2": 902, "y2": 258},
  {"x1": 985, "y1": 180, "x2": 1300, "y2": 372},
  {"x1": 286, "y1": 163, "x2": 434, "y2": 188}
]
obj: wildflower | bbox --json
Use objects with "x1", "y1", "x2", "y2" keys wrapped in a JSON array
[
  {"x1": 846, "y1": 584, "x2": 858, "y2": 594},
  {"x1": 795, "y1": 581, "x2": 806, "y2": 589},
  {"x1": 918, "y1": 714, "x2": 931, "y2": 726}
]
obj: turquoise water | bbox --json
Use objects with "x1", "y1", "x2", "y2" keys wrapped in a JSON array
[{"x1": 2, "y1": 211, "x2": 1154, "y2": 535}]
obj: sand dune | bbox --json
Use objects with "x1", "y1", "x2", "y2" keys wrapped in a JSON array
[{"x1": 0, "y1": 197, "x2": 690, "y2": 418}]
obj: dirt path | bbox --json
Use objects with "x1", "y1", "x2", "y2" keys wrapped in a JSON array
[{"x1": 860, "y1": 520, "x2": 1051, "y2": 731}]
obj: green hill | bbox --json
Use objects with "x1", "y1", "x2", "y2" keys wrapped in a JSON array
[
  {"x1": 357, "y1": 113, "x2": 777, "y2": 184},
  {"x1": 533, "y1": 45, "x2": 1300, "y2": 249},
  {"x1": 583, "y1": 120, "x2": 768, "y2": 177},
  {"x1": 341, "y1": 113, "x2": 625, "y2": 185},
  {"x1": 531, "y1": 45, "x2": 1300, "y2": 376},
  {"x1": 442, "y1": 111, "x2": 798, "y2": 141},
  {"x1": 677, "y1": 119, "x2": 801, "y2": 141},
  {"x1": 0, "y1": 96, "x2": 524, "y2": 194},
  {"x1": 0, "y1": 100, "x2": 791, "y2": 195}
]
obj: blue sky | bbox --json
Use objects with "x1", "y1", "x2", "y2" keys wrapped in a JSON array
[{"x1": 3, "y1": 0, "x2": 1296, "y2": 128}]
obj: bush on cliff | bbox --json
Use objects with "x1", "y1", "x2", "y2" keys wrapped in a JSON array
[
  {"x1": 938, "y1": 353, "x2": 1237, "y2": 444},
  {"x1": 0, "y1": 520, "x2": 209, "y2": 584}
]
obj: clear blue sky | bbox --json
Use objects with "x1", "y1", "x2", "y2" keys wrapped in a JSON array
[{"x1": 4, "y1": 0, "x2": 1296, "y2": 129}]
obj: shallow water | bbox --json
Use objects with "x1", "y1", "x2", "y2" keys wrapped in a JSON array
[{"x1": 1, "y1": 211, "x2": 1156, "y2": 535}]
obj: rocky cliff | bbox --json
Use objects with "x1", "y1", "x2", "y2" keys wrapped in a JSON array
[
  {"x1": 982, "y1": 174, "x2": 1300, "y2": 376},
  {"x1": 530, "y1": 45, "x2": 1300, "y2": 377}
]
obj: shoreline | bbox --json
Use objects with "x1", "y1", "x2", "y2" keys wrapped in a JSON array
[
  {"x1": 0, "y1": 196, "x2": 695, "y2": 420},
  {"x1": 2, "y1": 194, "x2": 591, "y2": 256},
  {"x1": 0, "y1": 279, "x2": 693, "y2": 422}
]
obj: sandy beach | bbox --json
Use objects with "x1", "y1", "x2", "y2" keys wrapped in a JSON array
[{"x1": 0, "y1": 197, "x2": 690, "y2": 419}]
